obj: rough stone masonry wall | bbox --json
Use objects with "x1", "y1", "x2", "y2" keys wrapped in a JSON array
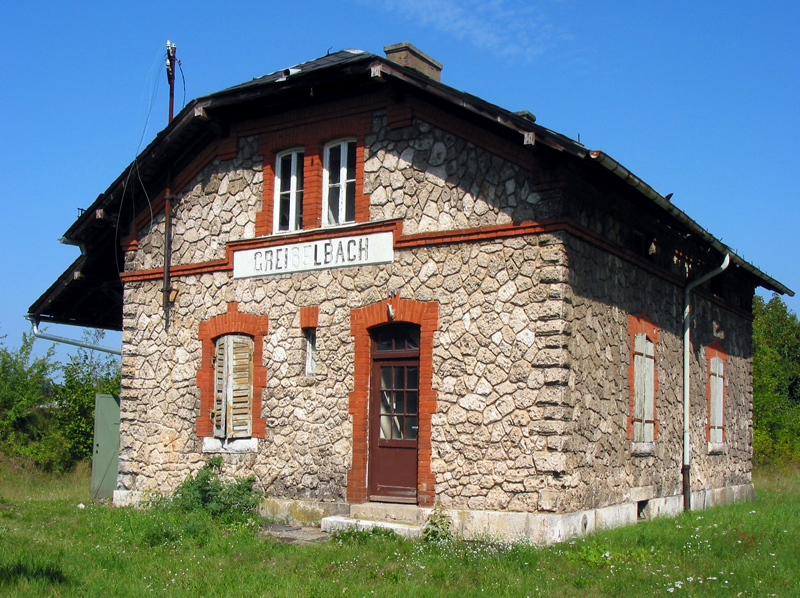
[
  {"x1": 430, "y1": 232, "x2": 574, "y2": 512},
  {"x1": 364, "y1": 114, "x2": 564, "y2": 233},
  {"x1": 126, "y1": 136, "x2": 263, "y2": 272},
  {"x1": 118, "y1": 232, "x2": 574, "y2": 511},
  {"x1": 119, "y1": 107, "x2": 583, "y2": 508},
  {"x1": 121, "y1": 104, "x2": 750, "y2": 515},
  {"x1": 564, "y1": 234, "x2": 752, "y2": 513}
]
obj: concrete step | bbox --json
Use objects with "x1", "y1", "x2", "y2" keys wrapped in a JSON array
[
  {"x1": 320, "y1": 516, "x2": 423, "y2": 539},
  {"x1": 349, "y1": 502, "x2": 431, "y2": 525}
]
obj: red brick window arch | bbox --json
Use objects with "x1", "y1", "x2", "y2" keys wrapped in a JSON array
[{"x1": 196, "y1": 302, "x2": 269, "y2": 439}]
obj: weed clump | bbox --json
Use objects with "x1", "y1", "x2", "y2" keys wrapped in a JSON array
[
  {"x1": 162, "y1": 457, "x2": 262, "y2": 524},
  {"x1": 422, "y1": 501, "x2": 454, "y2": 543}
]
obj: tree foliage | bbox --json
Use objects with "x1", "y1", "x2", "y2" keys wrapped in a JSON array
[
  {"x1": 0, "y1": 331, "x2": 56, "y2": 447},
  {"x1": 752, "y1": 294, "x2": 800, "y2": 463},
  {"x1": 0, "y1": 327, "x2": 119, "y2": 471}
]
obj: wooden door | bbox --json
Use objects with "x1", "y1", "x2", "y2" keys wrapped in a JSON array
[{"x1": 368, "y1": 324, "x2": 420, "y2": 503}]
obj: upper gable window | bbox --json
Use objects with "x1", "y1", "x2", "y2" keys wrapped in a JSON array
[
  {"x1": 323, "y1": 140, "x2": 357, "y2": 226},
  {"x1": 274, "y1": 149, "x2": 304, "y2": 233}
]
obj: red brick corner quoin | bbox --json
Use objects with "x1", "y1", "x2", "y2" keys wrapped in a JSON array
[
  {"x1": 348, "y1": 297, "x2": 439, "y2": 507},
  {"x1": 196, "y1": 302, "x2": 269, "y2": 438}
]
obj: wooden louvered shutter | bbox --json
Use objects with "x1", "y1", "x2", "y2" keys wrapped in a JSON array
[
  {"x1": 213, "y1": 338, "x2": 227, "y2": 438},
  {"x1": 226, "y1": 334, "x2": 254, "y2": 439},
  {"x1": 709, "y1": 356, "x2": 724, "y2": 443},
  {"x1": 633, "y1": 333, "x2": 655, "y2": 442}
]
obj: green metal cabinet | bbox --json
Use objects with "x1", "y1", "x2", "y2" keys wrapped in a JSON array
[{"x1": 91, "y1": 394, "x2": 120, "y2": 501}]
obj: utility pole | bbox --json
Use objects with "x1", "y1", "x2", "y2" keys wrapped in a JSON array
[
  {"x1": 166, "y1": 41, "x2": 176, "y2": 123},
  {"x1": 163, "y1": 41, "x2": 177, "y2": 322}
]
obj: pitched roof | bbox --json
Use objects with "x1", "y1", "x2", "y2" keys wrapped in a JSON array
[{"x1": 28, "y1": 47, "x2": 793, "y2": 330}]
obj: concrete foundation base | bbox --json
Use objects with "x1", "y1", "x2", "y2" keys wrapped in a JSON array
[
  {"x1": 319, "y1": 483, "x2": 753, "y2": 544},
  {"x1": 260, "y1": 497, "x2": 350, "y2": 526},
  {"x1": 114, "y1": 483, "x2": 754, "y2": 544},
  {"x1": 691, "y1": 482, "x2": 754, "y2": 510},
  {"x1": 113, "y1": 490, "x2": 147, "y2": 507}
]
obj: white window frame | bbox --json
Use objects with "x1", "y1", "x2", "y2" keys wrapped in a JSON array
[
  {"x1": 322, "y1": 139, "x2": 357, "y2": 226},
  {"x1": 709, "y1": 356, "x2": 724, "y2": 444},
  {"x1": 212, "y1": 334, "x2": 254, "y2": 439},
  {"x1": 632, "y1": 332, "x2": 656, "y2": 443},
  {"x1": 273, "y1": 149, "x2": 305, "y2": 233}
]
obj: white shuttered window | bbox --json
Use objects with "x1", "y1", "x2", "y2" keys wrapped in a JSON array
[
  {"x1": 632, "y1": 332, "x2": 656, "y2": 442},
  {"x1": 213, "y1": 334, "x2": 254, "y2": 439},
  {"x1": 709, "y1": 356, "x2": 724, "y2": 443}
]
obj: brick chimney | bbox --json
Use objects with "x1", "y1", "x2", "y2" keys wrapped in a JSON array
[{"x1": 383, "y1": 42, "x2": 442, "y2": 82}]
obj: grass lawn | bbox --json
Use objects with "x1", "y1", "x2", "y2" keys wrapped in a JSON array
[{"x1": 1, "y1": 458, "x2": 798, "y2": 597}]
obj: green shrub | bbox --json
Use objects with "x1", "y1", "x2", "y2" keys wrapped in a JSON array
[
  {"x1": 0, "y1": 332, "x2": 56, "y2": 457},
  {"x1": 165, "y1": 457, "x2": 262, "y2": 523}
]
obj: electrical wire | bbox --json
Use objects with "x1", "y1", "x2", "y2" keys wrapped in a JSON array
[
  {"x1": 178, "y1": 60, "x2": 186, "y2": 111},
  {"x1": 114, "y1": 46, "x2": 167, "y2": 281}
]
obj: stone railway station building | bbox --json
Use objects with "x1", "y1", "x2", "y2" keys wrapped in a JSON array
[{"x1": 30, "y1": 43, "x2": 793, "y2": 542}]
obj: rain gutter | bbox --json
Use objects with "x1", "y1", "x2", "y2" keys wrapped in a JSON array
[{"x1": 682, "y1": 254, "x2": 730, "y2": 511}]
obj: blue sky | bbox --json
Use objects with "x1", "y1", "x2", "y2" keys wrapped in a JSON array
[{"x1": 1, "y1": 0, "x2": 798, "y2": 360}]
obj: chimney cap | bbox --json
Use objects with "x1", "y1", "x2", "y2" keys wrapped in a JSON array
[{"x1": 383, "y1": 42, "x2": 443, "y2": 81}]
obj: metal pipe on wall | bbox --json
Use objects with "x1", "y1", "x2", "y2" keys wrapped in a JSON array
[
  {"x1": 682, "y1": 253, "x2": 730, "y2": 511},
  {"x1": 25, "y1": 316, "x2": 121, "y2": 356}
]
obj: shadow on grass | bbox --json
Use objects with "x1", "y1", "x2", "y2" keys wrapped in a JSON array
[{"x1": 0, "y1": 560, "x2": 69, "y2": 585}]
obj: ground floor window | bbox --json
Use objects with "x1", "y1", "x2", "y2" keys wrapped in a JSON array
[
  {"x1": 196, "y1": 302, "x2": 268, "y2": 442},
  {"x1": 628, "y1": 311, "x2": 659, "y2": 447},
  {"x1": 632, "y1": 332, "x2": 656, "y2": 442},
  {"x1": 213, "y1": 334, "x2": 254, "y2": 439},
  {"x1": 706, "y1": 342, "x2": 727, "y2": 445},
  {"x1": 304, "y1": 328, "x2": 317, "y2": 375}
]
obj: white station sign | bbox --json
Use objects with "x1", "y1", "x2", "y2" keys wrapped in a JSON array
[{"x1": 233, "y1": 231, "x2": 394, "y2": 279}]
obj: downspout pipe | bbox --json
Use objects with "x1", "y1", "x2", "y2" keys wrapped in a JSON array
[
  {"x1": 682, "y1": 253, "x2": 730, "y2": 511},
  {"x1": 25, "y1": 316, "x2": 121, "y2": 356}
]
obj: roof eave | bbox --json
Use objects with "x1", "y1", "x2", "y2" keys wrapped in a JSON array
[
  {"x1": 369, "y1": 60, "x2": 588, "y2": 159},
  {"x1": 589, "y1": 150, "x2": 794, "y2": 297}
]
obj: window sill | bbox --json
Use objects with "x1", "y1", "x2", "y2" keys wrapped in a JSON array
[
  {"x1": 707, "y1": 442, "x2": 727, "y2": 455},
  {"x1": 321, "y1": 221, "x2": 357, "y2": 229},
  {"x1": 202, "y1": 437, "x2": 258, "y2": 454},
  {"x1": 632, "y1": 442, "x2": 656, "y2": 457}
]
